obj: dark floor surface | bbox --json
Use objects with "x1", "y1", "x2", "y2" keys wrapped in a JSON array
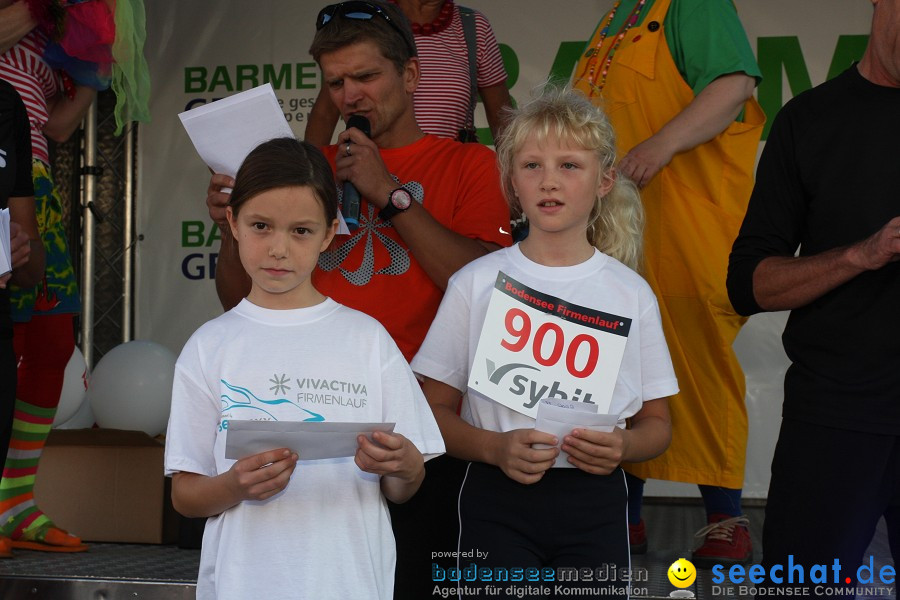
[{"x1": 0, "y1": 502, "x2": 893, "y2": 599}]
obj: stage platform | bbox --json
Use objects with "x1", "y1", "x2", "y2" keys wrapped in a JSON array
[{"x1": 0, "y1": 504, "x2": 893, "y2": 599}]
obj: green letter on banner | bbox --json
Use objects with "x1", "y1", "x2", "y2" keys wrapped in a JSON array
[
  {"x1": 264, "y1": 64, "x2": 292, "y2": 89},
  {"x1": 757, "y1": 37, "x2": 812, "y2": 140},
  {"x1": 182, "y1": 221, "x2": 206, "y2": 247},
  {"x1": 757, "y1": 35, "x2": 868, "y2": 140},
  {"x1": 185, "y1": 67, "x2": 208, "y2": 93},
  {"x1": 548, "y1": 41, "x2": 588, "y2": 85},
  {"x1": 827, "y1": 35, "x2": 868, "y2": 80},
  {"x1": 236, "y1": 65, "x2": 260, "y2": 90}
]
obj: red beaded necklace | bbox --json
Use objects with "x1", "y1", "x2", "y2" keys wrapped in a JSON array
[
  {"x1": 580, "y1": 0, "x2": 647, "y2": 97},
  {"x1": 395, "y1": 1, "x2": 455, "y2": 36}
]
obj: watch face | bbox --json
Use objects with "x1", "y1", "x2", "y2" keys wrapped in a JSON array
[{"x1": 391, "y1": 188, "x2": 412, "y2": 210}]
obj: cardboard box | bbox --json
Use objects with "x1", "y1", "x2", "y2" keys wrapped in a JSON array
[{"x1": 33, "y1": 428, "x2": 179, "y2": 544}]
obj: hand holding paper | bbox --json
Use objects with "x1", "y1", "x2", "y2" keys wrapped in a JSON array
[
  {"x1": 561, "y1": 427, "x2": 628, "y2": 476},
  {"x1": 184, "y1": 84, "x2": 352, "y2": 236},
  {"x1": 492, "y1": 428, "x2": 559, "y2": 485},
  {"x1": 206, "y1": 172, "x2": 235, "y2": 231},
  {"x1": 227, "y1": 447, "x2": 298, "y2": 504},
  {"x1": 534, "y1": 398, "x2": 620, "y2": 470},
  {"x1": 355, "y1": 431, "x2": 420, "y2": 479},
  {"x1": 356, "y1": 431, "x2": 426, "y2": 504}
]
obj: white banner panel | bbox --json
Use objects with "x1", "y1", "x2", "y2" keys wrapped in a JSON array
[{"x1": 138, "y1": 1, "x2": 874, "y2": 497}]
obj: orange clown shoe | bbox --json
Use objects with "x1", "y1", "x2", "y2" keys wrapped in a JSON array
[
  {"x1": 0, "y1": 536, "x2": 12, "y2": 558},
  {"x1": 11, "y1": 525, "x2": 88, "y2": 553}
]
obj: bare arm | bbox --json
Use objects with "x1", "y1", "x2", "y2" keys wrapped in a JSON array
[
  {"x1": 334, "y1": 130, "x2": 495, "y2": 291},
  {"x1": 752, "y1": 216, "x2": 900, "y2": 311},
  {"x1": 303, "y1": 87, "x2": 341, "y2": 147},
  {"x1": 207, "y1": 173, "x2": 250, "y2": 310},
  {"x1": 386, "y1": 198, "x2": 496, "y2": 291},
  {"x1": 43, "y1": 86, "x2": 96, "y2": 143},
  {"x1": 171, "y1": 448, "x2": 298, "y2": 518},
  {"x1": 7, "y1": 196, "x2": 44, "y2": 288},
  {"x1": 0, "y1": 2, "x2": 34, "y2": 55},
  {"x1": 562, "y1": 397, "x2": 671, "y2": 475},
  {"x1": 214, "y1": 227, "x2": 251, "y2": 311},
  {"x1": 618, "y1": 72, "x2": 756, "y2": 187},
  {"x1": 478, "y1": 82, "x2": 512, "y2": 143},
  {"x1": 422, "y1": 377, "x2": 558, "y2": 485}
]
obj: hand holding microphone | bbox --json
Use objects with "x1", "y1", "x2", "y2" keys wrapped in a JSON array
[{"x1": 341, "y1": 114, "x2": 371, "y2": 232}]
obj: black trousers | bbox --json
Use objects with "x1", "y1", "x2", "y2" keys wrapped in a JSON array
[
  {"x1": 453, "y1": 462, "x2": 630, "y2": 599},
  {"x1": 763, "y1": 418, "x2": 900, "y2": 595},
  {"x1": 389, "y1": 454, "x2": 467, "y2": 600},
  {"x1": 0, "y1": 335, "x2": 15, "y2": 470}
]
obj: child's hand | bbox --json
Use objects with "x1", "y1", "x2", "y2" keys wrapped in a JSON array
[
  {"x1": 492, "y1": 429, "x2": 559, "y2": 485},
  {"x1": 356, "y1": 431, "x2": 425, "y2": 504},
  {"x1": 561, "y1": 428, "x2": 628, "y2": 475},
  {"x1": 226, "y1": 448, "x2": 298, "y2": 502},
  {"x1": 355, "y1": 431, "x2": 423, "y2": 482}
]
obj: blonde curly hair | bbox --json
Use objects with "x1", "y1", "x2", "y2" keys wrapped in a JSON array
[{"x1": 496, "y1": 84, "x2": 644, "y2": 271}]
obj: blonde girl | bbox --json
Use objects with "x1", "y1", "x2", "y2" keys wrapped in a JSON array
[{"x1": 412, "y1": 85, "x2": 677, "y2": 598}]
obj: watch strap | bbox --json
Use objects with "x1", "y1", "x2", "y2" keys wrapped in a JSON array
[
  {"x1": 378, "y1": 187, "x2": 411, "y2": 221},
  {"x1": 378, "y1": 202, "x2": 402, "y2": 221}
]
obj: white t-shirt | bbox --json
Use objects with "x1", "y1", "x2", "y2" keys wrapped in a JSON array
[
  {"x1": 411, "y1": 245, "x2": 678, "y2": 433},
  {"x1": 165, "y1": 298, "x2": 445, "y2": 600}
]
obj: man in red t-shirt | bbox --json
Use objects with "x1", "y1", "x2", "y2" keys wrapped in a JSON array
[{"x1": 208, "y1": 2, "x2": 510, "y2": 360}]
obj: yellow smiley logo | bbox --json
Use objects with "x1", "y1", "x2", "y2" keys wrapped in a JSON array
[{"x1": 667, "y1": 558, "x2": 697, "y2": 588}]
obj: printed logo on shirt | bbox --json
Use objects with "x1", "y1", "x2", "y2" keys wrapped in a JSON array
[
  {"x1": 296, "y1": 376, "x2": 369, "y2": 410},
  {"x1": 219, "y1": 379, "x2": 325, "y2": 422},
  {"x1": 318, "y1": 177, "x2": 424, "y2": 286}
]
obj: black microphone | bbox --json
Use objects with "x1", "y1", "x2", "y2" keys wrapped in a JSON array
[{"x1": 341, "y1": 114, "x2": 371, "y2": 232}]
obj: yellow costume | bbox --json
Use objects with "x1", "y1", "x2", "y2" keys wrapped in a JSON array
[{"x1": 573, "y1": 0, "x2": 764, "y2": 488}]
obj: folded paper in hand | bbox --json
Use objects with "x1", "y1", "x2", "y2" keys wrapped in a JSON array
[{"x1": 534, "y1": 397, "x2": 619, "y2": 468}]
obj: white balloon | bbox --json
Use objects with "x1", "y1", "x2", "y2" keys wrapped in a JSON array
[
  {"x1": 87, "y1": 340, "x2": 176, "y2": 436},
  {"x1": 52, "y1": 346, "x2": 89, "y2": 427},
  {"x1": 55, "y1": 394, "x2": 95, "y2": 429}
]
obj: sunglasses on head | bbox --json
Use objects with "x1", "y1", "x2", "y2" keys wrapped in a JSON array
[{"x1": 316, "y1": 2, "x2": 415, "y2": 56}]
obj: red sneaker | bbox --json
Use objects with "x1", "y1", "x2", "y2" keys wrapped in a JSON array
[
  {"x1": 691, "y1": 514, "x2": 752, "y2": 568},
  {"x1": 629, "y1": 519, "x2": 647, "y2": 554}
]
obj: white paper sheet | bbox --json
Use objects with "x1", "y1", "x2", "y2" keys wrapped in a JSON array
[
  {"x1": 178, "y1": 84, "x2": 294, "y2": 178},
  {"x1": 533, "y1": 397, "x2": 619, "y2": 468},
  {"x1": 177, "y1": 83, "x2": 350, "y2": 235},
  {"x1": 224, "y1": 419, "x2": 396, "y2": 461},
  {"x1": 0, "y1": 208, "x2": 10, "y2": 276}
]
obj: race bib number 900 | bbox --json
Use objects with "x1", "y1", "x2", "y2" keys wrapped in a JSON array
[{"x1": 468, "y1": 272, "x2": 631, "y2": 418}]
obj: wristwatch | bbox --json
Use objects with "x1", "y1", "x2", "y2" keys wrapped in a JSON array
[{"x1": 379, "y1": 187, "x2": 413, "y2": 221}]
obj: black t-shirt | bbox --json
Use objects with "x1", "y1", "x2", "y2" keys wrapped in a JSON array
[
  {"x1": 728, "y1": 66, "x2": 900, "y2": 434},
  {"x1": 0, "y1": 78, "x2": 35, "y2": 339}
]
